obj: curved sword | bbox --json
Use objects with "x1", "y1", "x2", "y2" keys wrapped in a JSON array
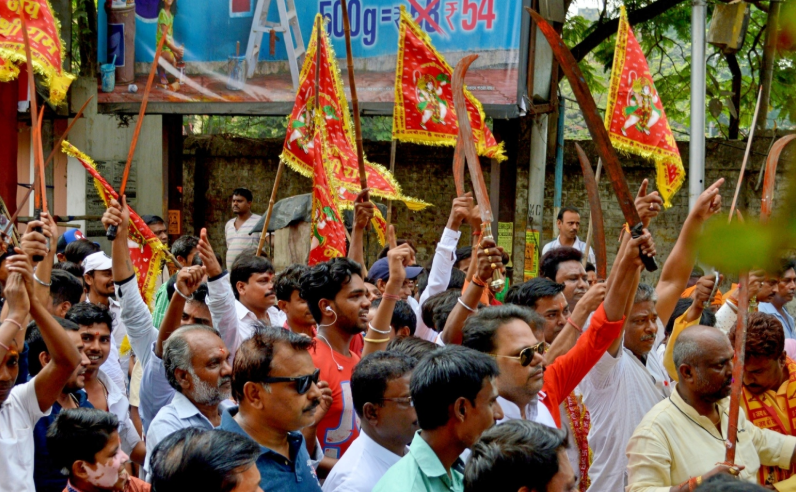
[
  {"x1": 761, "y1": 135, "x2": 796, "y2": 223},
  {"x1": 526, "y1": 7, "x2": 657, "y2": 272},
  {"x1": 575, "y1": 144, "x2": 607, "y2": 280}
]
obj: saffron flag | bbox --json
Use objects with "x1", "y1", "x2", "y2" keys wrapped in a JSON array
[
  {"x1": 0, "y1": 0, "x2": 74, "y2": 104},
  {"x1": 604, "y1": 6, "x2": 685, "y2": 208},
  {"x1": 282, "y1": 14, "x2": 430, "y2": 218},
  {"x1": 62, "y1": 141, "x2": 168, "y2": 307},
  {"x1": 392, "y1": 6, "x2": 505, "y2": 162},
  {"x1": 309, "y1": 116, "x2": 347, "y2": 266}
]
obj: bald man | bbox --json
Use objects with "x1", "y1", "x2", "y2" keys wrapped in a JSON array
[{"x1": 626, "y1": 326, "x2": 796, "y2": 491}]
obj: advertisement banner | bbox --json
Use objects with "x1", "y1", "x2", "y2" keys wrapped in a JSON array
[{"x1": 96, "y1": 0, "x2": 526, "y2": 113}]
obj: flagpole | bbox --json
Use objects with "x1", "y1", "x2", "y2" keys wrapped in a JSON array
[
  {"x1": 339, "y1": 0, "x2": 368, "y2": 193},
  {"x1": 107, "y1": 31, "x2": 169, "y2": 241},
  {"x1": 43, "y1": 96, "x2": 94, "y2": 169},
  {"x1": 728, "y1": 86, "x2": 763, "y2": 224},
  {"x1": 19, "y1": 9, "x2": 46, "y2": 214}
]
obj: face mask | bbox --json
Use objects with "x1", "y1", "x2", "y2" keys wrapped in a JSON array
[{"x1": 84, "y1": 449, "x2": 129, "y2": 489}]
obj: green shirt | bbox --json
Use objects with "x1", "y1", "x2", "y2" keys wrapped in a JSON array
[
  {"x1": 151, "y1": 281, "x2": 170, "y2": 329},
  {"x1": 373, "y1": 432, "x2": 464, "y2": 492},
  {"x1": 156, "y1": 9, "x2": 173, "y2": 53}
]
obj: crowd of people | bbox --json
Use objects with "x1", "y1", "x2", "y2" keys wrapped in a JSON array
[{"x1": 1, "y1": 179, "x2": 795, "y2": 492}]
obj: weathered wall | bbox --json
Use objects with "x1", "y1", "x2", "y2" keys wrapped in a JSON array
[{"x1": 183, "y1": 130, "x2": 796, "y2": 286}]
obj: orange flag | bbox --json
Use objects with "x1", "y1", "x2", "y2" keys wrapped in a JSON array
[
  {"x1": 604, "y1": 6, "x2": 684, "y2": 208},
  {"x1": 281, "y1": 15, "x2": 430, "y2": 218},
  {"x1": 308, "y1": 116, "x2": 347, "y2": 266},
  {"x1": 0, "y1": 0, "x2": 74, "y2": 104},
  {"x1": 392, "y1": 6, "x2": 505, "y2": 162},
  {"x1": 62, "y1": 141, "x2": 168, "y2": 307}
]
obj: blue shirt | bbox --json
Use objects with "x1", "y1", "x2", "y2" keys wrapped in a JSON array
[
  {"x1": 220, "y1": 407, "x2": 322, "y2": 491},
  {"x1": 34, "y1": 391, "x2": 94, "y2": 492},
  {"x1": 759, "y1": 302, "x2": 796, "y2": 339}
]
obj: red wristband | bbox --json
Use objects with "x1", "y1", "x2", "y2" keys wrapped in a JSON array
[
  {"x1": 471, "y1": 276, "x2": 487, "y2": 288},
  {"x1": 567, "y1": 317, "x2": 583, "y2": 333},
  {"x1": 382, "y1": 293, "x2": 401, "y2": 301}
]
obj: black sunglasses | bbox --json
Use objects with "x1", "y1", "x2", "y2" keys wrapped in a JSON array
[
  {"x1": 261, "y1": 368, "x2": 320, "y2": 395},
  {"x1": 491, "y1": 342, "x2": 545, "y2": 367}
]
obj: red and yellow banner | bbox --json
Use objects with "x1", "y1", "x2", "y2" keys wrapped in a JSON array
[
  {"x1": 392, "y1": 5, "x2": 505, "y2": 162},
  {"x1": 309, "y1": 115, "x2": 347, "y2": 266},
  {"x1": 604, "y1": 6, "x2": 684, "y2": 208},
  {"x1": 62, "y1": 141, "x2": 168, "y2": 307},
  {"x1": 0, "y1": 0, "x2": 74, "y2": 104},
  {"x1": 282, "y1": 14, "x2": 429, "y2": 218}
]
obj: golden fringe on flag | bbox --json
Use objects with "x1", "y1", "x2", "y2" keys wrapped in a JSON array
[
  {"x1": 392, "y1": 5, "x2": 505, "y2": 162},
  {"x1": 0, "y1": 0, "x2": 75, "y2": 104},
  {"x1": 604, "y1": 6, "x2": 685, "y2": 208},
  {"x1": 61, "y1": 141, "x2": 168, "y2": 307}
]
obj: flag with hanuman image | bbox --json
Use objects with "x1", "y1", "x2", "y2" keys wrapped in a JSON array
[{"x1": 604, "y1": 5, "x2": 685, "y2": 208}]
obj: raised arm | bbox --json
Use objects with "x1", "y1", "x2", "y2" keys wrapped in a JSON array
[
  {"x1": 197, "y1": 228, "x2": 242, "y2": 355},
  {"x1": 347, "y1": 189, "x2": 374, "y2": 276},
  {"x1": 545, "y1": 282, "x2": 607, "y2": 365},
  {"x1": 19, "y1": 213, "x2": 57, "y2": 306},
  {"x1": 8, "y1": 253, "x2": 81, "y2": 412},
  {"x1": 605, "y1": 231, "x2": 656, "y2": 321},
  {"x1": 155, "y1": 266, "x2": 205, "y2": 358},
  {"x1": 655, "y1": 179, "x2": 724, "y2": 325}
]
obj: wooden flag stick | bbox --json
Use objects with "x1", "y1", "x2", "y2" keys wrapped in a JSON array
[
  {"x1": 107, "y1": 31, "x2": 169, "y2": 241},
  {"x1": 43, "y1": 96, "x2": 94, "y2": 169},
  {"x1": 582, "y1": 159, "x2": 602, "y2": 268},
  {"x1": 725, "y1": 273, "x2": 749, "y2": 464},
  {"x1": 339, "y1": 0, "x2": 368, "y2": 192},
  {"x1": 728, "y1": 86, "x2": 763, "y2": 224},
  {"x1": 19, "y1": 9, "x2": 46, "y2": 213}
]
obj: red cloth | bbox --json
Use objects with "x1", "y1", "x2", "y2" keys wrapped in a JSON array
[
  {"x1": 539, "y1": 303, "x2": 625, "y2": 427},
  {"x1": 349, "y1": 333, "x2": 363, "y2": 357},
  {"x1": 309, "y1": 342, "x2": 361, "y2": 458}
]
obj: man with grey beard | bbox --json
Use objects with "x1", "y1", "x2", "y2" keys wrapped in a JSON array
[{"x1": 143, "y1": 324, "x2": 233, "y2": 477}]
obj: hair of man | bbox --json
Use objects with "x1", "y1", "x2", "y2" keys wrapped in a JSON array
[
  {"x1": 371, "y1": 298, "x2": 417, "y2": 336},
  {"x1": 540, "y1": 247, "x2": 583, "y2": 281},
  {"x1": 274, "y1": 264, "x2": 309, "y2": 302},
  {"x1": 230, "y1": 253, "x2": 275, "y2": 301},
  {"x1": 504, "y1": 277, "x2": 565, "y2": 311},
  {"x1": 556, "y1": 206, "x2": 580, "y2": 222},
  {"x1": 729, "y1": 312, "x2": 785, "y2": 360},
  {"x1": 64, "y1": 240, "x2": 101, "y2": 265},
  {"x1": 231, "y1": 188, "x2": 254, "y2": 202},
  {"x1": 65, "y1": 303, "x2": 114, "y2": 333},
  {"x1": 26, "y1": 317, "x2": 80, "y2": 376},
  {"x1": 162, "y1": 324, "x2": 223, "y2": 392},
  {"x1": 461, "y1": 305, "x2": 545, "y2": 355},
  {"x1": 386, "y1": 336, "x2": 439, "y2": 360},
  {"x1": 46, "y1": 408, "x2": 120, "y2": 474},
  {"x1": 51, "y1": 270, "x2": 84, "y2": 307},
  {"x1": 299, "y1": 257, "x2": 363, "y2": 324},
  {"x1": 352, "y1": 350, "x2": 418, "y2": 418}
]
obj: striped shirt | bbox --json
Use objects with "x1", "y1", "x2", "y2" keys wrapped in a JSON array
[{"x1": 224, "y1": 214, "x2": 262, "y2": 271}]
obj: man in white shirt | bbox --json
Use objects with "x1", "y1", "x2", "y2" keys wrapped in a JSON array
[
  {"x1": 224, "y1": 188, "x2": 262, "y2": 271},
  {"x1": 541, "y1": 207, "x2": 595, "y2": 265},
  {"x1": 324, "y1": 351, "x2": 419, "y2": 492}
]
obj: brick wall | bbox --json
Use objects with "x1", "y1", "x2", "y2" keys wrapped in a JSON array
[{"x1": 182, "y1": 131, "x2": 795, "y2": 288}]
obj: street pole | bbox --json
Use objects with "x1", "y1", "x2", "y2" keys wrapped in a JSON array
[
  {"x1": 525, "y1": 114, "x2": 547, "y2": 281},
  {"x1": 689, "y1": 0, "x2": 707, "y2": 210}
]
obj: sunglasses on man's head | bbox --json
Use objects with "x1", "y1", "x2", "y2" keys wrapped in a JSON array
[
  {"x1": 261, "y1": 368, "x2": 320, "y2": 395},
  {"x1": 491, "y1": 342, "x2": 545, "y2": 367}
]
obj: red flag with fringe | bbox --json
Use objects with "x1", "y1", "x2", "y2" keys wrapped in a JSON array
[
  {"x1": 392, "y1": 6, "x2": 505, "y2": 162},
  {"x1": 0, "y1": 0, "x2": 74, "y2": 104},
  {"x1": 604, "y1": 6, "x2": 684, "y2": 208},
  {"x1": 308, "y1": 116, "x2": 347, "y2": 266},
  {"x1": 282, "y1": 14, "x2": 429, "y2": 228},
  {"x1": 61, "y1": 141, "x2": 167, "y2": 307}
]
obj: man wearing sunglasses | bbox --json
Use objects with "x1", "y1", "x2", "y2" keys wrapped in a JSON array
[
  {"x1": 323, "y1": 351, "x2": 419, "y2": 492},
  {"x1": 222, "y1": 327, "x2": 333, "y2": 491}
]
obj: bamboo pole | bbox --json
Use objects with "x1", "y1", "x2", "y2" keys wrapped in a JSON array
[
  {"x1": 19, "y1": 9, "x2": 46, "y2": 214},
  {"x1": 107, "y1": 31, "x2": 169, "y2": 241},
  {"x1": 339, "y1": 0, "x2": 367, "y2": 192},
  {"x1": 728, "y1": 87, "x2": 763, "y2": 223},
  {"x1": 725, "y1": 273, "x2": 749, "y2": 464},
  {"x1": 42, "y1": 96, "x2": 94, "y2": 169}
]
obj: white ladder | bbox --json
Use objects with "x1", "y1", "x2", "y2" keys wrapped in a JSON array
[{"x1": 244, "y1": 0, "x2": 305, "y2": 90}]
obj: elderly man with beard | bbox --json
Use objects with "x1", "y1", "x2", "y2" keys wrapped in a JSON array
[
  {"x1": 222, "y1": 327, "x2": 331, "y2": 491},
  {"x1": 626, "y1": 326, "x2": 796, "y2": 491},
  {"x1": 30, "y1": 318, "x2": 93, "y2": 492},
  {"x1": 144, "y1": 324, "x2": 233, "y2": 477}
]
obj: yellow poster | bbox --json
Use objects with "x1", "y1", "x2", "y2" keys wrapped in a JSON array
[
  {"x1": 524, "y1": 229, "x2": 540, "y2": 281},
  {"x1": 498, "y1": 222, "x2": 513, "y2": 267}
]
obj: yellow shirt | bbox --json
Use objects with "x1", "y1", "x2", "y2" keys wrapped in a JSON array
[{"x1": 625, "y1": 387, "x2": 796, "y2": 492}]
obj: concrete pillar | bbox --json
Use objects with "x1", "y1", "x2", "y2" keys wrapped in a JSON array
[{"x1": 524, "y1": 114, "x2": 548, "y2": 280}]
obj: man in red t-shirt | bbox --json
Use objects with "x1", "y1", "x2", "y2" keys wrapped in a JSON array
[{"x1": 300, "y1": 258, "x2": 371, "y2": 464}]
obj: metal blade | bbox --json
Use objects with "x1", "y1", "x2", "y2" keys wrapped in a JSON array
[{"x1": 575, "y1": 144, "x2": 607, "y2": 279}]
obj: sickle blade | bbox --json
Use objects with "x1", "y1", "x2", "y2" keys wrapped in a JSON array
[
  {"x1": 575, "y1": 144, "x2": 607, "y2": 279},
  {"x1": 761, "y1": 135, "x2": 796, "y2": 223}
]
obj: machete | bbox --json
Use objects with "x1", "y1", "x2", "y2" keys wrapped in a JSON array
[
  {"x1": 761, "y1": 135, "x2": 796, "y2": 223},
  {"x1": 526, "y1": 7, "x2": 657, "y2": 272},
  {"x1": 575, "y1": 144, "x2": 607, "y2": 279}
]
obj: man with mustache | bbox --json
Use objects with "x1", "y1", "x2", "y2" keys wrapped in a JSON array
[
  {"x1": 65, "y1": 304, "x2": 145, "y2": 466},
  {"x1": 225, "y1": 188, "x2": 262, "y2": 271},
  {"x1": 626, "y1": 325, "x2": 796, "y2": 491},
  {"x1": 324, "y1": 351, "x2": 419, "y2": 492},
  {"x1": 540, "y1": 247, "x2": 592, "y2": 312},
  {"x1": 728, "y1": 312, "x2": 796, "y2": 487},
  {"x1": 30, "y1": 318, "x2": 93, "y2": 492},
  {"x1": 542, "y1": 207, "x2": 596, "y2": 265},
  {"x1": 222, "y1": 327, "x2": 331, "y2": 490},
  {"x1": 759, "y1": 260, "x2": 796, "y2": 340},
  {"x1": 714, "y1": 270, "x2": 778, "y2": 335},
  {"x1": 143, "y1": 323, "x2": 233, "y2": 476}
]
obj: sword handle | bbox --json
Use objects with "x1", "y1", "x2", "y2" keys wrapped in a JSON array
[
  {"x1": 106, "y1": 224, "x2": 118, "y2": 242},
  {"x1": 31, "y1": 209, "x2": 44, "y2": 263},
  {"x1": 481, "y1": 223, "x2": 505, "y2": 292},
  {"x1": 630, "y1": 223, "x2": 658, "y2": 272}
]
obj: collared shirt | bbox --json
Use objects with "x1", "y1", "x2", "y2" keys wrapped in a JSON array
[
  {"x1": 0, "y1": 378, "x2": 51, "y2": 492},
  {"x1": 373, "y1": 432, "x2": 463, "y2": 492},
  {"x1": 225, "y1": 214, "x2": 262, "y2": 271},
  {"x1": 625, "y1": 386, "x2": 796, "y2": 492},
  {"x1": 89, "y1": 296, "x2": 128, "y2": 394},
  {"x1": 542, "y1": 236, "x2": 596, "y2": 265},
  {"x1": 220, "y1": 407, "x2": 321, "y2": 491},
  {"x1": 139, "y1": 344, "x2": 174, "y2": 433},
  {"x1": 581, "y1": 339, "x2": 672, "y2": 492},
  {"x1": 98, "y1": 370, "x2": 141, "y2": 455},
  {"x1": 760, "y1": 302, "x2": 796, "y2": 340},
  {"x1": 323, "y1": 431, "x2": 407, "y2": 492},
  {"x1": 414, "y1": 228, "x2": 462, "y2": 342},
  {"x1": 144, "y1": 392, "x2": 220, "y2": 475},
  {"x1": 115, "y1": 274, "x2": 158, "y2": 369},
  {"x1": 35, "y1": 391, "x2": 93, "y2": 492},
  {"x1": 496, "y1": 395, "x2": 557, "y2": 427}
]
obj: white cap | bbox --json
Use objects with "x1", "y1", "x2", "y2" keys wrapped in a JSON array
[{"x1": 82, "y1": 251, "x2": 112, "y2": 273}]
